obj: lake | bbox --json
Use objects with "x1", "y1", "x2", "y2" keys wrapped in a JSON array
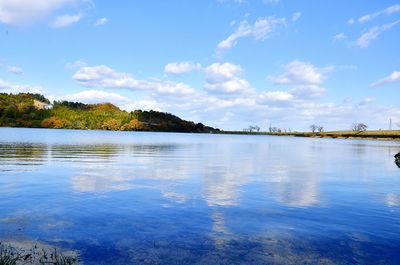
[{"x1": 0, "y1": 128, "x2": 399, "y2": 264}]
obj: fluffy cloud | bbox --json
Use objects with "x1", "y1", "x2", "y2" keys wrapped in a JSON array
[
  {"x1": 216, "y1": 16, "x2": 287, "y2": 54},
  {"x1": 0, "y1": 0, "x2": 87, "y2": 26},
  {"x1": 258, "y1": 91, "x2": 294, "y2": 106},
  {"x1": 164, "y1": 62, "x2": 201, "y2": 74},
  {"x1": 0, "y1": 79, "x2": 43, "y2": 94},
  {"x1": 58, "y1": 89, "x2": 162, "y2": 112},
  {"x1": 95, "y1": 17, "x2": 109, "y2": 26},
  {"x1": 355, "y1": 20, "x2": 400, "y2": 48},
  {"x1": 51, "y1": 13, "x2": 82, "y2": 28},
  {"x1": 205, "y1": 62, "x2": 243, "y2": 83},
  {"x1": 268, "y1": 60, "x2": 334, "y2": 86},
  {"x1": 73, "y1": 65, "x2": 149, "y2": 89},
  {"x1": 7, "y1": 66, "x2": 23, "y2": 75},
  {"x1": 370, "y1": 71, "x2": 400, "y2": 88},
  {"x1": 204, "y1": 63, "x2": 253, "y2": 94},
  {"x1": 73, "y1": 65, "x2": 196, "y2": 96},
  {"x1": 256, "y1": 86, "x2": 325, "y2": 108},
  {"x1": 60, "y1": 89, "x2": 131, "y2": 104},
  {"x1": 122, "y1": 100, "x2": 162, "y2": 112}
]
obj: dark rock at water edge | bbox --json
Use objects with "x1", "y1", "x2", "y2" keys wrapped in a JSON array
[{"x1": 395, "y1": 152, "x2": 400, "y2": 168}]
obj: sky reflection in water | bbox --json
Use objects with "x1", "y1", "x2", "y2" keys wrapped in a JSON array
[{"x1": 0, "y1": 128, "x2": 400, "y2": 264}]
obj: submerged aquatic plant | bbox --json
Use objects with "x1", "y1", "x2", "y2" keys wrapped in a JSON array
[
  {"x1": 0, "y1": 242, "x2": 78, "y2": 265},
  {"x1": 0, "y1": 243, "x2": 20, "y2": 265},
  {"x1": 38, "y1": 247, "x2": 77, "y2": 265}
]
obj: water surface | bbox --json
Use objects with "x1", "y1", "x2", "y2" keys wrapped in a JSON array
[{"x1": 1, "y1": 128, "x2": 400, "y2": 264}]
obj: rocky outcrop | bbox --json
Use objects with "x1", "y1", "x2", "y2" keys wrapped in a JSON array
[{"x1": 395, "y1": 153, "x2": 400, "y2": 168}]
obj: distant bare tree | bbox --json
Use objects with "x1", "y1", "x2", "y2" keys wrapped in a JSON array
[
  {"x1": 270, "y1": 127, "x2": 281, "y2": 133},
  {"x1": 310, "y1": 124, "x2": 318, "y2": 133},
  {"x1": 352, "y1": 123, "x2": 368, "y2": 132},
  {"x1": 317, "y1": 126, "x2": 324, "y2": 133},
  {"x1": 245, "y1": 125, "x2": 260, "y2": 133}
]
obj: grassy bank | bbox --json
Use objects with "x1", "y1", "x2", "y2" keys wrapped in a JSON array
[{"x1": 219, "y1": 130, "x2": 400, "y2": 141}]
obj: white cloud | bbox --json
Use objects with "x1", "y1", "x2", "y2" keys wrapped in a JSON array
[
  {"x1": 0, "y1": 0, "x2": 86, "y2": 26},
  {"x1": 347, "y1": 18, "x2": 355, "y2": 25},
  {"x1": 205, "y1": 62, "x2": 243, "y2": 83},
  {"x1": 51, "y1": 13, "x2": 82, "y2": 28},
  {"x1": 205, "y1": 79, "x2": 252, "y2": 94},
  {"x1": 95, "y1": 17, "x2": 108, "y2": 26},
  {"x1": 292, "y1": 12, "x2": 302, "y2": 22},
  {"x1": 59, "y1": 90, "x2": 163, "y2": 112},
  {"x1": 358, "y1": 4, "x2": 400, "y2": 23},
  {"x1": 61, "y1": 89, "x2": 131, "y2": 104},
  {"x1": 204, "y1": 63, "x2": 253, "y2": 94},
  {"x1": 217, "y1": 0, "x2": 246, "y2": 4},
  {"x1": 216, "y1": 16, "x2": 287, "y2": 54},
  {"x1": 73, "y1": 65, "x2": 196, "y2": 96},
  {"x1": 65, "y1": 60, "x2": 86, "y2": 69},
  {"x1": 289, "y1": 85, "x2": 326, "y2": 99},
  {"x1": 258, "y1": 91, "x2": 293, "y2": 103},
  {"x1": 122, "y1": 100, "x2": 162, "y2": 112},
  {"x1": 268, "y1": 60, "x2": 334, "y2": 86},
  {"x1": 151, "y1": 81, "x2": 196, "y2": 96},
  {"x1": 0, "y1": 79, "x2": 43, "y2": 94},
  {"x1": 263, "y1": 0, "x2": 280, "y2": 4},
  {"x1": 64, "y1": 61, "x2": 396, "y2": 131},
  {"x1": 73, "y1": 65, "x2": 149, "y2": 89},
  {"x1": 333, "y1": 32, "x2": 347, "y2": 41},
  {"x1": 370, "y1": 71, "x2": 400, "y2": 88},
  {"x1": 358, "y1": 97, "x2": 374, "y2": 106},
  {"x1": 164, "y1": 62, "x2": 201, "y2": 74},
  {"x1": 7, "y1": 66, "x2": 23, "y2": 75},
  {"x1": 355, "y1": 20, "x2": 400, "y2": 48}
]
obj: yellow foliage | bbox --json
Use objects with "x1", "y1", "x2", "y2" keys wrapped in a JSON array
[{"x1": 101, "y1": 118, "x2": 122, "y2": 130}]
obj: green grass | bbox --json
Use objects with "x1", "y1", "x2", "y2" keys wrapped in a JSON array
[
  {"x1": 285, "y1": 130, "x2": 400, "y2": 139},
  {"x1": 219, "y1": 130, "x2": 400, "y2": 140}
]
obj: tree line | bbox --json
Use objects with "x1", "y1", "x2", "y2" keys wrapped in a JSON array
[
  {"x1": 242, "y1": 122, "x2": 372, "y2": 134},
  {"x1": 0, "y1": 93, "x2": 219, "y2": 133}
]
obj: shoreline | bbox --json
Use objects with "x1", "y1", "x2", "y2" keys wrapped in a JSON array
[
  {"x1": 219, "y1": 130, "x2": 400, "y2": 141},
  {"x1": 1, "y1": 126, "x2": 400, "y2": 141}
]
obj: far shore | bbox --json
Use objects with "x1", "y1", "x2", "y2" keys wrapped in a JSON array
[{"x1": 219, "y1": 130, "x2": 400, "y2": 141}]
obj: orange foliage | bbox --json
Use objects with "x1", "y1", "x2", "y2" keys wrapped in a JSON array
[
  {"x1": 41, "y1": 117, "x2": 70, "y2": 129},
  {"x1": 121, "y1": 119, "x2": 149, "y2": 131}
]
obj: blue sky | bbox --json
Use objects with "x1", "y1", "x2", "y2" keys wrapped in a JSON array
[{"x1": 0, "y1": 0, "x2": 399, "y2": 131}]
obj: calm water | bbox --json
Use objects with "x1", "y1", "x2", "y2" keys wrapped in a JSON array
[{"x1": 0, "y1": 128, "x2": 400, "y2": 264}]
